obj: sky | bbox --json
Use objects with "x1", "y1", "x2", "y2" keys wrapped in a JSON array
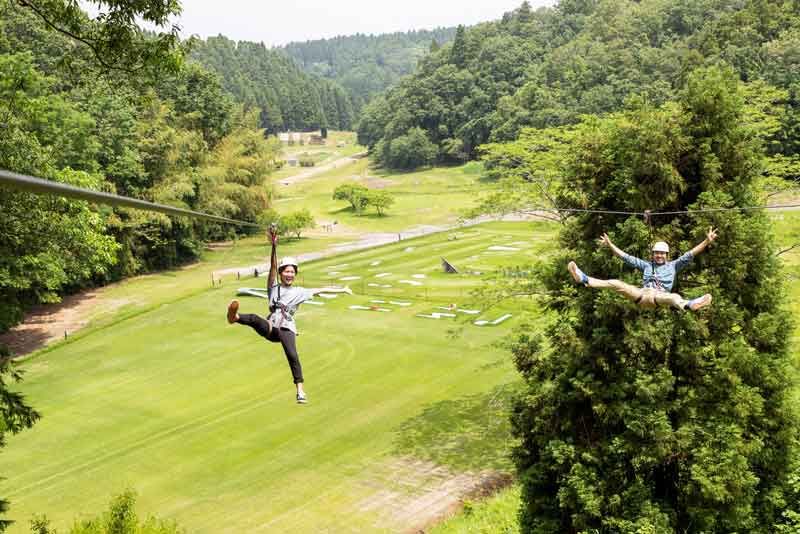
[{"x1": 153, "y1": 0, "x2": 555, "y2": 47}]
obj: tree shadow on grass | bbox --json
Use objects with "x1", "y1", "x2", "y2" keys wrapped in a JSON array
[{"x1": 393, "y1": 382, "x2": 523, "y2": 473}]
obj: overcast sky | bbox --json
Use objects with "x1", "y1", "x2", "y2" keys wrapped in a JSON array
[{"x1": 156, "y1": 0, "x2": 554, "y2": 47}]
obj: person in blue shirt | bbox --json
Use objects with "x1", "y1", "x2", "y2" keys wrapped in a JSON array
[{"x1": 568, "y1": 227, "x2": 718, "y2": 311}]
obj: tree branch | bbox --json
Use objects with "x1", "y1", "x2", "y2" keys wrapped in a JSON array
[
  {"x1": 776, "y1": 243, "x2": 800, "y2": 256},
  {"x1": 15, "y1": 0, "x2": 144, "y2": 74}
]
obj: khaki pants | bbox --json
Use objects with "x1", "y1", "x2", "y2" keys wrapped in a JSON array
[{"x1": 589, "y1": 279, "x2": 688, "y2": 310}]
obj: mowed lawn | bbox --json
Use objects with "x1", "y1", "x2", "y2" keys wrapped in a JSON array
[
  {"x1": 273, "y1": 159, "x2": 488, "y2": 234},
  {"x1": 1, "y1": 222, "x2": 548, "y2": 533}
]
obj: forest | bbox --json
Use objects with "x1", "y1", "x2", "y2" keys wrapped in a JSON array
[
  {"x1": 282, "y1": 27, "x2": 457, "y2": 111},
  {"x1": 358, "y1": 0, "x2": 800, "y2": 175}
]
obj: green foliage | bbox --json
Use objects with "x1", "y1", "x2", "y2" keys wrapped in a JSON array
[
  {"x1": 282, "y1": 27, "x2": 457, "y2": 112},
  {"x1": 375, "y1": 127, "x2": 438, "y2": 170},
  {"x1": 332, "y1": 183, "x2": 371, "y2": 213},
  {"x1": 511, "y1": 66, "x2": 800, "y2": 533},
  {"x1": 298, "y1": 153, "x2": 316, "y2": 167},
  {"x1": 9, "y1": 0, "x2": 185, "y2": 81},
  {"x1": 471, "y1": 125, "x2": 576, "y2": 218},
  {"x1": 278, "y1": 209, "x2": 315, "y2": 239},
  {"x1": 359, "y1": 0, "x2": 800, "y2": 171},
  {"x1": 190, "y1": 36, "x2": 354, "y2": 133},
  {"x1": 66, "y1": 490, "x2": 182, "y2": 533},
  {"x1": 331, "y1": 183, "x2": 395, "y2": 216},
  {"x1": 367, "y1": 190, "x2": 394, "y2": 216},
  {"x1": 429, "y1": 484, "x2": 521, "y2": 534},
  {"x1": 0, "y1": 351, "x2": 40, "y2": 532}
]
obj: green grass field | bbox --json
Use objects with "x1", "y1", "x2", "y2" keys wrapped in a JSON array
[
  {"x1": 6, "y1": 142, "x2": 800, "y2": 533},
  {"x1": 274, "y1": 159, "x2": 487, "y2": 233},
  {"x1": 0, "y1": 221, "x2": 545, "y2": 533}
]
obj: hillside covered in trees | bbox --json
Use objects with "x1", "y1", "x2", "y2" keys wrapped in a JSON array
[
  {"x1": 0, "y1": 1, "x2": 284, "y2": 332},
  {"x1": 358, "y1": 0, "x2": 800, "y2": 171},
  {"x1": 282, "y1": 28, "x2": 457, "y2": 111},
  {"x1": 191, "y1": 36, "x2": 356, "y2": 133}
]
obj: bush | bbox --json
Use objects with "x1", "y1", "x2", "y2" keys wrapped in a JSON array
[
  {"x1": 30, "y1": 491, "x2": 182, "y2": 533},
  {"x1": 298, "y1": 153, "x2": 315, "y2": 167}
]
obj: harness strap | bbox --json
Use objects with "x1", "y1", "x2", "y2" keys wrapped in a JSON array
[{"x1": 643, "y1": 209, "x2": 663, "y2": 291}]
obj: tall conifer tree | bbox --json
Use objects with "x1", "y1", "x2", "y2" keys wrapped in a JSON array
[{"x1": 512, "y1": 66, "x2": 799, "y2": 532}]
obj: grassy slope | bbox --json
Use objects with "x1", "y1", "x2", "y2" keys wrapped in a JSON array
[{"x1": 0, "y1": 222, "x2": 546, "y2": 533}]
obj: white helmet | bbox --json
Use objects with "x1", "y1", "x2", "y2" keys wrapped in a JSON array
[
  {"x1": 278, "y1": 256, "x2": 299, "y2": 272},
  {"x1": 652, "y1": 241, "x2": 670, "y2": 253}
]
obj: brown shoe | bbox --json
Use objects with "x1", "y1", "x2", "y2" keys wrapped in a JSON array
[
  {"x1": 687, "y1": 294, "x2": 712, "y2": 311},
  {"x1": 227, "y1": 300, "x2": 240, "y2": 324}
]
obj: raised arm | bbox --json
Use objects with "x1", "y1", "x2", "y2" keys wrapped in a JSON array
[
  {"x1": 598, "y1": 233, "x2": 629, "y2": 259},
  {"x1": 688, "y1": 227, "x2": 718, "y2": 257},
  {"x1": 267, "y1": 223, "x2": 278, "y2": 289},
  {"x1": 599, "y1": 232, "x2": 649, "y2": 271}
]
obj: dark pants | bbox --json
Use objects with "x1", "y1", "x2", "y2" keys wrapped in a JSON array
[{"x1": 237, "y1": 314, "x2": 304, "y2": 384}]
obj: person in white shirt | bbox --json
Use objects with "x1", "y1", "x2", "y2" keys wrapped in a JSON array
[{"x1": 227, "y1": 226, "x2": 351, "y2": 404}]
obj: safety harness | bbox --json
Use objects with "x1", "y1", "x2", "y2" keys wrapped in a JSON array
[
  {"x1": 635, "y1": 210, "x2": 664, "y2": 306},
  {"x1": 268, "y1": 284, "x2": 295, "y2": 331}
]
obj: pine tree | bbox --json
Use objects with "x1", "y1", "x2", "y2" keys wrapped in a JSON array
[
  {"x1": 512, "y1": 66, "x2": 800, "y2": 532},
  {"x1": 450, "y1": 25, "x2": 467, "y2": 68}
]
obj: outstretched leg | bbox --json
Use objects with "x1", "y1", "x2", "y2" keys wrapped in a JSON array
[
  {"x1": 651, "y1": 290, "x2": 712, "y2": 311},
  {"x1": 229, "y1": 300, "x2": 274, "y2": 337},
  {"x1": 568, "y1": 261, "x2": 644, "y2": 303}
]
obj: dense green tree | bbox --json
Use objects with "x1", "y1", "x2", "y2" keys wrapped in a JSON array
[
  {"x1": 376, "y1": 127, "x2": 438, "y2": 170},
  {"x1": 332, "y1": 183, "x2": 371, "y2": 213},
  {"x1": 511, "y1": 66, "x2": 799, "y2": 533}
]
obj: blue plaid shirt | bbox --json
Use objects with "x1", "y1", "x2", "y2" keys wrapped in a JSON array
[{"x1": 620, "y1": 252, "x2": 694, "y2": 292}]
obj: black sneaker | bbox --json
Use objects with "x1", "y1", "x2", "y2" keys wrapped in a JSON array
[{"x1": 296, "y1": 393, "x2": 308, "y2": 404}]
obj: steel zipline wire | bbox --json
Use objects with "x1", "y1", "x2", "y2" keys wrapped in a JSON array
[
  {"x1": 0, "y1": 169, "x2": 261, "y2": 228},
  {"x1": 522, "y1": 203, "x2": 800, "y2": 218},
  {"x1": 3, "y1": 167, "x2": 800, "y2": 225}
]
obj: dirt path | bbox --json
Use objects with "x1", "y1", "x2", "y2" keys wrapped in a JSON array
[
  {"x1": 355, "y1": 457, "x2": 512, "y2": 533},
  {"x1": 276, "y1": 152, "x2": 366, "y2": 186},
  {"x1": 0, "y1": 290, "x2": 137, "y2": 357}
]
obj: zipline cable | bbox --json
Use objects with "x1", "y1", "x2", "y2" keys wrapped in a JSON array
[
  {"x1": 0, "y1": 169, "x2": 261, "y2": 228},
  {"x1": 522, "y1": 203, "x2": 800, "y2": 218}
]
